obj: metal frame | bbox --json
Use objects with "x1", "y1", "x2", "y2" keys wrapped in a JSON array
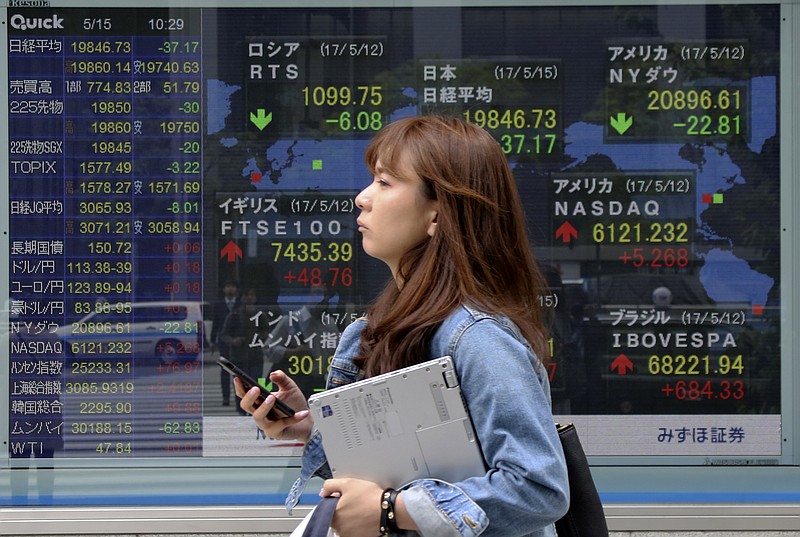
[{"x1": 1, "y1": 504, "x2": 800, "y2": 534}]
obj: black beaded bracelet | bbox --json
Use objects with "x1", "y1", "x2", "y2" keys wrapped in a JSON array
[{"x1": 379, "y1": 488, "x2": 399, "y2": 535}]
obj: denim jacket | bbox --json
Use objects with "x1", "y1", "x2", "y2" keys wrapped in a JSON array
[{"x1": 285, "y1": 305, "x2": 570, "y2": 537}]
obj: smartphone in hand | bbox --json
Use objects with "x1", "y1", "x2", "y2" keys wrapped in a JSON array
[{"x1": 217, "y1": 356, "x2": 295, "y2": 420}]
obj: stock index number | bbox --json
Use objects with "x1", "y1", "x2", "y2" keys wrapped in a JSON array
[
  {"x1": 464, "y1": 108, "x2": 558, "y2": 130},
  {"x1": 302, "y1": 86, "x2": 383, "y2": 107}
]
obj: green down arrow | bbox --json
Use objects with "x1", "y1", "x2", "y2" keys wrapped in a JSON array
[
  {"x1": 610, "y1": 112, "x2": 633, "y2": 135},
  {"x1": 250, "y1": 109, "x2": 273, "y2": 130}
]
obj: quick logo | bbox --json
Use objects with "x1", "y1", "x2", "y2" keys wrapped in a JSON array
[{"x1": 10, "y1": 14, "x2": 64, "y2": 30}]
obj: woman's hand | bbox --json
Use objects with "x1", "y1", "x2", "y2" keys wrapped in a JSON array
[
  {"x1": 321, "y1": 478, "x2": 383, "y2": 537},
  {"x1": 236, "y1": 370, "x2": 312, "y2": 442}
]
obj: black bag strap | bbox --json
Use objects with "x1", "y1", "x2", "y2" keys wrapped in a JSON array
[
  {"x1": 555, "y1": 423, "x2": 609, "y2": 537},
  {"x1": 301, "y1": 496, "x2": 339, "y2": 537}
]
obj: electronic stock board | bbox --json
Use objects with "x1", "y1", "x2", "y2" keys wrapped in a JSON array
[{"x1": 1, "y1": 1, "x2": 791, "y2": 492}]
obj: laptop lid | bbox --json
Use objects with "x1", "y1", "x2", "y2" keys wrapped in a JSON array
[{"x1": 308, "y1": 356, "x2": 486, "y2": 489}]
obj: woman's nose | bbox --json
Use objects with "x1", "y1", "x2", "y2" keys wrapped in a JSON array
[{"x1": 355, "y1": 185, "x2": 369, "y2": 209}]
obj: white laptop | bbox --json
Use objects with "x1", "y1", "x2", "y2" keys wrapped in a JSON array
[{"x1": 307, "y1": 356, "x2": 486, "y2": 489}]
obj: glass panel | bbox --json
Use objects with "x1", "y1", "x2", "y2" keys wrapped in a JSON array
[{"x1": 1, "y1": 1, "x2": 792, "y2": 507}]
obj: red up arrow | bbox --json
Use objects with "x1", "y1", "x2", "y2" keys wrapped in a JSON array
[
  {"x1": 220, "y1": 240, "x2": 243, "y2": 262},
  {"x1": 555, "y1": 221, "x2": 578, "y2": 243},
  {"x1": 610, "y1": 353, "x2": 634, "y2": 375}
]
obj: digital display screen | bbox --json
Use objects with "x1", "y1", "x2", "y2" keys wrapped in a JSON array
[{"x1": 3, "y1": 4, "x2": 783, "y2": 463}]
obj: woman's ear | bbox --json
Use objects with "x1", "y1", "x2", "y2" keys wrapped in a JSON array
[{"x1": 426, "y1": 209, "x2": 438, "y2": 237}]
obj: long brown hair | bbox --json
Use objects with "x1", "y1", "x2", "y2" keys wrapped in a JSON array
[{"x1": 357, "y1": 115, "x2": 550, "y2": 376}]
